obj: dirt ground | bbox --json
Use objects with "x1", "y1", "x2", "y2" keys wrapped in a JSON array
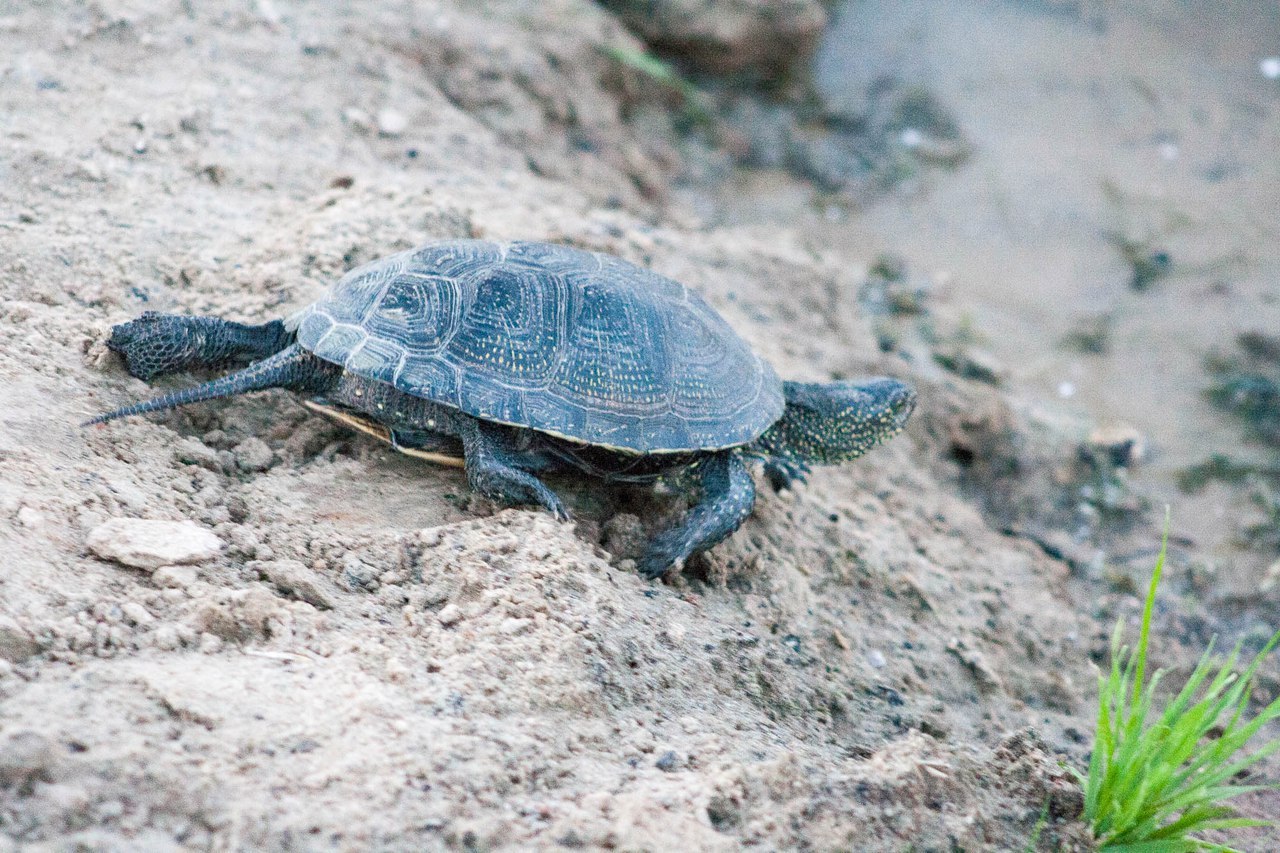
[{"x1": 1, "y1": 1, "x2": 1274, "y2": 851}]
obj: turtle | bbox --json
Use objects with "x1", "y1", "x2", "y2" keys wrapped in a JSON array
[{"x1": 87, "y1": 240, "x2": 915, "y2": 577}]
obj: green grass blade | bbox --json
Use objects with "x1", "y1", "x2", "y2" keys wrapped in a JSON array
[{"x1": 1078, "y1": 514, "x2": 1280, "y2": 850}]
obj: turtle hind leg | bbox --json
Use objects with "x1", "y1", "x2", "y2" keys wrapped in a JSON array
[
  {"x1": 85, "y1": 344, "x2": 336, "y2": 426},
  {"x1": 638, "y1": 451, "x2": 756, "y2": 579},
  {"x1": 458, "y1": 418, "x2": 569, "y2": 521},
  {"x1": 108, "y1": 311, "x2": 294, "y2": 381}
]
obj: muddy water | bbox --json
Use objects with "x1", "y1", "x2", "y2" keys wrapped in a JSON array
[{"x1": 798, "y1": 0, "x2": 1280, "y2": 586}]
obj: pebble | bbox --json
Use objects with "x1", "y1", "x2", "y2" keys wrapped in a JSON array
[
  {"x1": 342, "y1": 555, "x2": 379, "y2": 591},
  {"x1": 0, "y1": 617, "x2": 38, "y2": 663},
  {"x1": 120, "y1": 602, "x2": 154, "y2": 628},
  {"x1": 153, "y1": 565, "x2": 199, "y2": 589},
  {"x1": 173, "y1": 437, "x2": 221, "y2": 470},
  {"x1": 198, "y1": 632, "x2": 223, "y2": 654},
  {"x1": 234, "y1": 437, "x2": 274, "y2": 472},
  {"x1": 87, "y1": 518, "x2": 223, "y2": 570},
  {"x1": 385, "y1": 656, "x2": 409, "y2": 682},
  {"x1": 153, "y1": 624, "x2": 180, "y2": 650},
  {"x1": 342, "y1": 106, "x2": 372, "y2": 132},
  {"x1": 17, "y1": 506, "x2": 44, "y2": 528},
  {"x1": 866, "y1": 649, "x2": 888, "y2": 669},
  {"x1": 376, "y1": 108, "x2": 408, "y2": 137},
  {"x1": 499, "y1": 617, "x2": 531, "y2": 636},
  {"x1": 1087, "y1": 424, "x2": 1146, "y2": 468},
  {"x1": 260, "y1": 560, "x2": 334, "y2": 610},
  {"x1": 437, "y1": 604, "x2": 462, "y2": 627},
  {"x1": 0, "y1": 731, "x2": 56, "y2": 789}
]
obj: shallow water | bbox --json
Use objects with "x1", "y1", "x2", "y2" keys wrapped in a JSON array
[{"x1": 802, "y1": 0, "x2": 1280, "y2": 585}]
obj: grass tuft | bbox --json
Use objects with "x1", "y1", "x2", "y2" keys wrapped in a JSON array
[
  {"x1": 598, "y1": 44, "x2": 716, "y2": 128},
  {"x1": 1074, "y1": 519, "x2": 1280, "y2": 851}
]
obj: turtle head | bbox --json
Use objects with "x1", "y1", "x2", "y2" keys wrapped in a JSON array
[{"x1": 754, "y1": 378, "x2": 916, "y2": 465}]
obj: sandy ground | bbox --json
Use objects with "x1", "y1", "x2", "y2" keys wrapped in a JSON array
[{"x1": 3, "y1": 0, "x2": 1273, "y2": 850}]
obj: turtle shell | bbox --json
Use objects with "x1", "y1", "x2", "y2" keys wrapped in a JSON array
[{"x1": 288, "y1": 240, "x2": 784, "y2": 453}]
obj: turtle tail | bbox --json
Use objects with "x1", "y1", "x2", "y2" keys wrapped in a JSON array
[{"x1": 84, "y1": 344, "x2": 333, "y2": 426}]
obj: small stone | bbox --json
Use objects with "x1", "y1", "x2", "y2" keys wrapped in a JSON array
[
  {"x1": 153, "y1": 565, "x2": 199, "y2": 589},
  {"x1": 87, "y1": 518, "x2": 223, "y2": 569},
  {"x1": 654, "y1": 750, "x2": 679, "y2": 772},
  {"x1": 499, "y1": 617, "x2": 531, "y2": 636},
  {"x1": 961, "y1": 349, "x2": 1006, "y2": 385},
  {"x1": 866, "y1": 649, "x2": 887, "y2": 669},
  {"x1": 0, "y1": 617, "x2": 38, "y2": 663},
  {"x1": 198, "y1": 632, "x2": 223, "y2": 654},
  {"x1": 173, "y1": 437, "x2": 221, "y2": 470},
  {"x1": 1088, "y1": 424, "x2": 1146, "y2": 468},
  {"x1": 946, "y1": 637, "x2": 1005, "y2": 693},
  {"x1": 17, "y1": 507, "x2": 44, "y2": 528},
  {"x1": 1260, "y1": 560, "x2": 1280, "y2": 594},
  {"x1": 437, "y1": 604, "x2": 462, "y2": 627},
  {"x1": 376, "y1": 108, "x2": 408, "y2": 137},
  {"x1": 233, "y1": 437, "x2": 274, "y2": 472},
  {"x1": 153, "y1": 624, "x2": 180, "y2": 650},
  {"x1": 94, "y1": 800, "x2": 125, "y2": 821},
  {"x1": 120, "y1": 602, "x2": 154, "y2": 628},
  {"x1": 342, "y1": 106, "x2": 372, "y2": 132},
  {"x1": 342, "y1": 555, "x2": 378, "y2": 591},
  {"x1": 260, "y1": 560, "x2": 333, "y2": 610},
  {"x1": 385, "y1": 656, "x2": 409, "y2": 682},
  {"x1": 0, "y1": 731, "x2": 56, "y2": 790}
]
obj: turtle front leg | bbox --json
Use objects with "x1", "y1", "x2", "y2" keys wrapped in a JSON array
[
  {"x1": 638, "y1": 451, "x2": 756, "y2": 579},
  {"x1": 458, "y1": 418, "x2": 569, "y2": 521},
  {"x1": 108, "y1": 311, "x2": 293, "y2": 381}
]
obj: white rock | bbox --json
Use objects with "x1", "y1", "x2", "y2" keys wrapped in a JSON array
[
  {"x1": 16, "y1": 507, "x2": 44, "y2": 528},
  {"x1": 120, "y1": 602, "x2": 154, "y2": 628},
  {"x1": 153, "y1": 624, "x2": 180, "y2": 651},
  {"x1": 87, "y1": 518, "x2": 223, "y2": 570},
  {"x1": 376, "y1": 108, "x2": 408, "y2": 137},
  {"x1": 152, "y1": 565, "x2": 200, "y2": 589}
]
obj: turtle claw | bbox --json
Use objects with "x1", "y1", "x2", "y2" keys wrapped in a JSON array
[
  {"x1": 636, "y1": 538, "x2": 682, "y2": 579},
  {"x1": 544, "y1": 492, "x2": 571, "y2": 524}
]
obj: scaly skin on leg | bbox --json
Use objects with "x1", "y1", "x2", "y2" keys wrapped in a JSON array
[
  {"x1": 763, "y1": 458, "x2": 810, "y2": 493},
  {"x1": 638, "y1": 451, "x2": 756, "y2": 579},
  {"x1": 458, "y1": 418, "x2": 569, "y2": 521},
  {"x1": 108, "y1": 312, "x2": 293, "y2": 380},
  {"x1": 85, "y1": 344, "x2": 339, "y2": 426}
]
